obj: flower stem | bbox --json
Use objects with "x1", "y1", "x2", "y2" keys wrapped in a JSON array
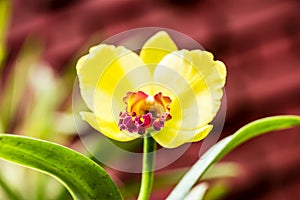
[{"x1": 137, "y1": 136, "x2": 156, "y2": 200}]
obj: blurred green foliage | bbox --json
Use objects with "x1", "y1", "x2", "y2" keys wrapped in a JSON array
[
  {"x1": 0, "y1": 0, "x2": 9, "y2": 69},
  {"x1": 0, "y1": 40, "x2": 77, "y2": 199},
  {"x1": 0, "y1": 2, "x2": 78, "y2": 198}
]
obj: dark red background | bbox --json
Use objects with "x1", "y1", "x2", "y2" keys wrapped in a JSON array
[{"x1": 6, "y1": 0, "x2": 300, "y2": 199}]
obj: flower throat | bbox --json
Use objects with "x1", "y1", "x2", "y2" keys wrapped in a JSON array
[{"x1": 118, "y1": 91, "x2": 172, "y2": 134}]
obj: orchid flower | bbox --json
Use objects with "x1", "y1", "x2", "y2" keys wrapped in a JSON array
[{"x1": 76, "y1": 31, "x2": 226, "y2": 148}]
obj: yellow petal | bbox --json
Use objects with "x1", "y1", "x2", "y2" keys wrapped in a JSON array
[
  {"x1": 153, "y1": 124, "x2": 213, "y2": 148},
  {"x1": 92, "y1": 45, "x2": 151, "y2": 139},
  {"x1": 140, "y1": 31, "x2": 178, "y2": 65},
  {"x1": 80, "y1": 112, "x2": 140, "y2": 141},
  {"x1": 76, "y1": 46, "x2": 102, "y2": 111},
  {"x1": 77, "y1": 44, "x2": 151, "y2": 142},
  {"x1": 154, "y1": 50, "x2": 226, "y2": 130},
  {"x1": 76, "y1": 44, "x2": 149, "y2": 111}
]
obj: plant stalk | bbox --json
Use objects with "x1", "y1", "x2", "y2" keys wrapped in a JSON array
[{"x1": 137, "y1": 136, "x2": 156, "y2": 200}]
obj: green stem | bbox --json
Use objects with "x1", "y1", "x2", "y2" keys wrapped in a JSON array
[{"x1": 137, "y1": 136, "x2": 156, "y2": 200}]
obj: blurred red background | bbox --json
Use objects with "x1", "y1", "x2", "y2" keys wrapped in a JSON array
[{"x1": 6, "y1": 0, "x2": 300, "y2": 199}]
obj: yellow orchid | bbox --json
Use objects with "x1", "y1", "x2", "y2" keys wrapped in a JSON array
[{"x1": 76, "y1": 31, "x2": 226, "y2": 148}]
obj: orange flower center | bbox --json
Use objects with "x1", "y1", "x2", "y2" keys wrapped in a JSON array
[{"x1": 118, "y1": 91, "x2": 172, "y2": 134}]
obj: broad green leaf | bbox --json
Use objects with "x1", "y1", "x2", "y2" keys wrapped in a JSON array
[
  {"x1": 167, "y1": 115, "x2": 300, "y2": 200},
  {"x1": 0, "y1": 134, "x2": 123, "y2": 200}
]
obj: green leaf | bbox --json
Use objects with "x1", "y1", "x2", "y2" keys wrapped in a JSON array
[
  {"x1": 0, "y1": 134, "x2": 123, "y2": 200},
  {"x1": 167, "y1": 115, "x2": 300, "y2": 200}
]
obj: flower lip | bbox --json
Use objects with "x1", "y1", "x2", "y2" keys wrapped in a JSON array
[{"x1": 118, "y1": 91, "x2": 172, "y2": 135}]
